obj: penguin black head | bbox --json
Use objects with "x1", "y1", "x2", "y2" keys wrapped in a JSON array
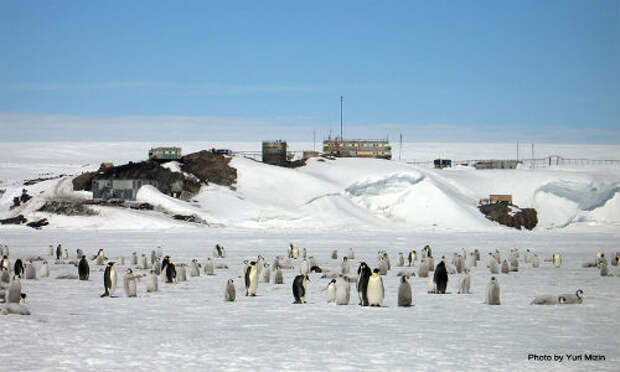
[
  {"x1": 559, "y1": 296, "x2": 567, "y2": 304},
  {"x1": 329, "y1": 279, "x2": 336, "y2": 284},
  {"x1": 249, "y1": 261, "x2": 256, "y2": 266},
  {"x1": 127, "y1": 268, "x2": 133, "y2": 274},
  {"x1": 490, "y1": 276, "x2": 496, "y2": 281},
  {"x1": 373, "y1": 268, "x2": 380, "y2": 274},
  {"x1": 343, "y1": 257, "x2": 348, "y2": 262},
  {"x1": 107, "y1": 262, "x2": 115, "y2": 266},
  {"x1": 576, "y1": 289, "x2": 583, "y2": 298}
]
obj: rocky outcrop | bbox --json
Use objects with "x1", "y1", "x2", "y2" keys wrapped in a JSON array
[
  {"x1": 180, "y1": 151, "x2": 237, "y2": 187},
  {"x1": 479, "y1": 202, "x2": 538, "y2": 230}
]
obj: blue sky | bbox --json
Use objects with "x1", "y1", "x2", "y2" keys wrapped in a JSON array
[{"x1": 1, "y1": 1, "x2": 618, "y2": 143}]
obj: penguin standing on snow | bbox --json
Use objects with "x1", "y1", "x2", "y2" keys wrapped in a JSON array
[
  {"x1": 485, "y1": 277, "x2": 501, "y2": 305},
  {"x1": 101, "y1": 262, "x2": 117, "y2": 297},
  {"x1": 336, "y1": 279, "x2": 351, "y2": 305},
  {"x1": 262, "y1": 263, "x2": 270, "y2": 283},
  {"x1": 433, "y1": 261, "x2": 448, "y2": 294},
  {"x1": 347, "y1": 248, "x2": 355, "y2": 260},
  {"x1": 1, "y1": 267, "x2": 10, "y2": 285},
  {"x1": 408, "y1": 250, "x2": 416, "y2": 267},
  {"x1": 146, "y1": 270, "x2": 158, "y2": 292},
  {"x1": 398, "y1": 276, "x2": 412, "y2": 307},
  {"x1": 326, "y1": 279, "x2": 336, "y2": 303},
  {"x1": 501, "y1": 260, "x2": 510, "y2": 274},
  {"x1": 40, "y1": 261, "x2": 49, "y2": 278},
  {"x1": 274, "y1": 267, "x2": 284, "y2": 284},
  {"x1": 138, "y1": 254, "x2": 148, "y2": 270},
  {"x1": 204, "y1": 258, "x2": 215, "y2": 275},
  {"x1": 366, "y1": 269, "x2": 384, "y2": 307},
  {"x1": 532, "y1": 254, "x2": 540, "y2": 268},
  {"x1": 189, "y1": 259, "x2": 200, "y2": 277},
  {"x1": 1, "y1": 255, "x2": 10, "y2": 272},
  {"x1": 165, "y1": 259, "x2": 177, "y2": 283},
  {"x1": 357, "y1": 262, "x2": 372, "y2": 306},
  {"x1": 397, "y1": 252, "x2": 405, "y2": 267},
  {"x1": 292, "y1": 274, "x2": 309, "y2": 304},
  {"x1": 458, "y1": 269, "x2": 471, "y2": 294},
  {"x1": 224, "y1": 279, "x2": 236, "y2": 301},
  {"x1": 24, "y1": 262, "x2": 36, "y2": 279},
  {"x1": 123, "y1": 268, "x2": 137, "y2": 297},
  {"x1": 13, "y1": 259, "x2": 25, "y2": 278},
  {"x1": 418, "y1": 259, "x2": 429, "y2": 277},
  {"x1": 177, "y1": 264, "x2": 187, "y2": 282},
  {"x1": 6, "y1": 276, "x2": 22, "y2": 304},
  {"x1": 78, "y1": 255, "x2": 89, "y2": 280},
  {"x1": 95, "y1": 249, "x2": 105, "y2": 266},
  {"x1": 56, "y1": 244, "x2": 62, "y2": 260},
  {"x1": 245, "y1": 261, "x2": 258, "y2": 296},
  {"x1": 341, "y1": 257, "x2": 350, "y2": 274},
  {"x1": 600, "y1": 261, "x2": 609, "y2": 276}
]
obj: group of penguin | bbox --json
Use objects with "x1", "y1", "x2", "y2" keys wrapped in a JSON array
[{"x1": 2, "y1": 240, "x2": 619, "y2": 315}]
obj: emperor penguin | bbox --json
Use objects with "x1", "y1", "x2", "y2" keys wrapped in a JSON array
[
  {"x1": 326, "y1": 279, "x2": 336, "y2": 303},
  {"x1": 600, "y1": 261, "x2": 609, "y2": 277},
  {"x1": 274, "y1": 267, "x2": 284, "y2": 284},
  {"x1": 559, "y1": 289, "x2": 583, "y2": 304},
  {"x1": 510, "y1": 257, "x2": 519, "y2": 272},
  {"x1": 418, "y1": 259, "x2": 429, "y2": 278},
  {"x1": 256, "y1": 255, "x2": 265, "y2": 276},
  {"x1": 595, "y1": 252, "x2": 605, "y2": 266},
  {"x1": 397, "y1": 276, "x2": 412, "y2": 307},
  {"x1": 612, "y1": 252, "x2": 620, "y2": 266},
  {"x1": 428, "y1": 256, "x2": 435, "y2": 271},
  {"x1": 458, "y1": 269, "x2": 471, "y2": 294},
  {"x1": 292, "y1": 274, "x2": 309, "y2": 304},
  {"x1": 25, "y1": 262, "x2": 36, "y2": 280},
  {"x1": 48, "y1": 245, "x2": 54, "y2": 256},
  {"x1": 553, "y1": 253, "x2": 561, "y2": 268},
  {"x1": 524, "y1": 249, "x2": 531, "y2": 264},
  {"x1": 40, "y1": 261, "x2": 49, "y2": 278},
  {"x1": 289, "y1": 243, "x2": 299, "y2": 259},
  {"x1": 101, "y1": 262, "x2": 117, "y2": 297},
  {"x1": 123, "y1": 268, "x2": 137, "y2": 298},
  {"x1": 161, "y1": 256, "x2": 171, "y2": 279},
  {"x1": 408, "y1": 250, "x2": 416, "y2": 267},
  {"x1": 377, "y1": 257, "x2": 389, "y2": 276},
  {"x1": 357, "y1": 262, "x2": 372, "y2": 306},
  {"x1": 56, "y1": 244, "x2": 62, "y2": 260},
  {"x1": 532, "y1": 254, "x2": 540, "y2": 268},
  {"x1": 224, "y1": 279, "x2": 236, "y2": 301},
  {"x1": 262, "y1": 263, "x2": 270, "y2": 283},
  {"x1": 474, "y1": 249, "x2": 480, "y2": 261},
  {"x1": 397, "y1": 252, "x2": 404, "y2": 267},
  {"x1": 1, "y1": 255, "x2": 10, "y2": 271},
  {"x1": 156, "y1": 246, "x2": 163, "y2": 259},
  {"x1": 146, "y1": 270, "x2": 158, "y2": 292},
  {"x1": 366, "y1": 269, "x2": 384, "y2": 307},
  {"x1": 489, "y1": 259, "x2": 499, "y2": 274},
  {"x1": 1, "y1": 267, "x2": 10, "y2": 284},
  {"x1": 165, "y1": 260, "x2": 177, "y2": 283},
  {"x1": 336, "y1": 279, "x2": 351, "y2": 305},
  {"x1": 331, "y1": 250, "x2": 338, "y2": 260},
  {"x1": 204, "y1": 258, "x2": 215, "y2": 275},
  {"x1": 6, "y1": 276, "x2": 22, "y2": 303},
  {"x1": 78, "y1": 255, "x2": 89, "y2": 281},
  {"x1": 76, "y1": 248, "x2": 84, "y2": 259},
  {"x1": 131, "y1": 252, "x2": 138, "y2": 266},
  {"x1": 347, "y1": 248, "x2": 355, "y2": 260},
  {"x1": 190, "y1": 259, "x2": 200, "y2": 277},
  {"x1": 151, "y1": 250, "x2": 158, "y2": 266},
  {"x1": 177, "y1": 264, "x2": 187, "y2": 282},
  {"x1": 95, "y1": 249, "x2": 105, "y2": 266},
  {"x1": 531, "y1": 295, "x2": 566, "y2": 305},
  {"x1": 433, "y1": 261, "x2": 448, "y2": 294},
  {"x1": 341, "y1": 257, "x2": 350, "y2": 275},
  {"x1": 485, "y1": 277, "x2": 501, "y2": 305},
  {"x1": 501, "y1": 260, "x2": 510, "y2": 274},
  {"x1": 153, "y1": 259, "x2": 161, "y2": 275},
  {"x1": 14, "y1": 259, "x2": 25, "y2": 278},
  {"x1": 455, "y1": 255, "x2": 464, "y2": 274},
  {"x1": 468, "y1": 252, "x2": 476, "y2": 268},
  {"x1": 302, "y1": 247, "x2": 307, "y2": 260},
  {"x1": 245, "y1": 261, "x2": 258, "y2": 296},
  {"x1": 300, "y1": 259, "x2": 309, "y2": 275},
  {"x1": 382, "y1": 252, "x2": 391, "y2": 271},
  {"x1": 62, "y1": 248, "x2": 69, "y2": 260},
  {"x1": 138, "y1": 254, "x2": 148, "y2": 270}
]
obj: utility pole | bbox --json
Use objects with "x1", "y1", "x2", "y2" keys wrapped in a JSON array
[
  {"x1": 313, "y1": 129, "x2": 316, "y2": 152},
  {"x1": 340, "y1": 96, "x2": 343, "y2": 142},
  {"x1": 399, "y1": 133, "x2": 403, "y2": 161},
  {"x1": 516, "y1": 141, "x2": 519, "y2": 161}
]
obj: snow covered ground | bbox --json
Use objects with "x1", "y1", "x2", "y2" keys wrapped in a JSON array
[
  {"x1": 1, "y1": 230, "x2": 619, "y2": 371},
  {"x1": 1, "y1": 142, "x2": 619, "y2": 370}
]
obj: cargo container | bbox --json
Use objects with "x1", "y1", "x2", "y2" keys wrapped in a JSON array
[{"x1": 434, "y1": 159, "x2": 452, "y2": 169}]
